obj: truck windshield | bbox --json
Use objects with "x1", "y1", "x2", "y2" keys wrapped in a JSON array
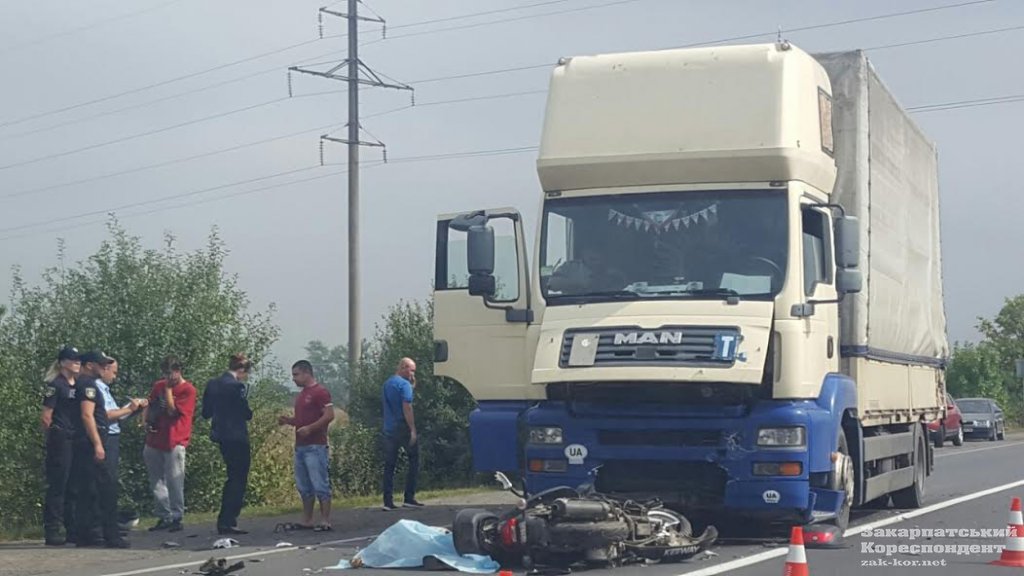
[{"x1": 540, "y1": 189, "x2": 788, "y2": 303}]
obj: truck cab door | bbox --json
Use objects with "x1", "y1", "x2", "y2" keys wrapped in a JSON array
[{"x1": 432, "y1": 208, "x2": 540, "y2": 401}]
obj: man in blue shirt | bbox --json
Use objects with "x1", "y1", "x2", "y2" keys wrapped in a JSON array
[
  {"x1": 381, "y1": 357, "x2": 422, "y2": 511},
  {"x1": 95, "y1": 359, "x2": 146, "y2": 478}
]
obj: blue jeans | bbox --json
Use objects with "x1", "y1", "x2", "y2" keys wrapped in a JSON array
[{"x1": 295, "y1": 444, "x2": 331, "y2": 501}]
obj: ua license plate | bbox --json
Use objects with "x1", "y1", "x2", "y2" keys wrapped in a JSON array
[{"x1": 963, "y1": 427, "x2": 973, "y2": 432}]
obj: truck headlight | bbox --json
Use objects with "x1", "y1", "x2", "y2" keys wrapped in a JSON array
[
  {"x1": 529, "y1": 427, "x2": 563, "y2": 444},
  {"x1": 757, "y1": 427, "x2": 806, "y2": 447}
]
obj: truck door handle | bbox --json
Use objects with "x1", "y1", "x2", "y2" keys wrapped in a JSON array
[{"x1": 827, "y1": 336, "x2": 835, "y2": 359}]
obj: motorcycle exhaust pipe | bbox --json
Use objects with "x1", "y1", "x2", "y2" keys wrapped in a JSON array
[{"x1": 552, "y1": 498, "x2": 614, "y2": 521}]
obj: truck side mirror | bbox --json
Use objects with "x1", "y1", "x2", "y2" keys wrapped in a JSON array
[
  {"x1": 835, "y1": 216, "x2": 860, "y2": 269},
  {"x1": 837, "y1": 268, "x2": 862, "y2": 294},
  {"x1": 467, "y1": 224, "x2": 496, "y2": 297}
]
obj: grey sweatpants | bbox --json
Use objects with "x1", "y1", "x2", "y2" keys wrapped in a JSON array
[{"x1": 143, "y1": 445, "x2": 186, "y2": 522}]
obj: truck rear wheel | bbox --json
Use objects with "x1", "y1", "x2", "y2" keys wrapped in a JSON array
[
  {"x1": 891, "y1": 434, "x2": 926, "y2": 509},
  {"x1": 933, "y1": 425, "x2": 945, "y2": 448}
]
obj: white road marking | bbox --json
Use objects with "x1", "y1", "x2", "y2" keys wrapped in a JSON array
[
  {"x1": 935, "y1": 439, "x2": 1024, "y2": 459},
  {"x1": 96, "y1": 440, "x2": 1024, "y2": 576},
  {"x1": 676, "y1": 478, "x2": 1024, "y2": 576},
  {"x1": 96, "y1": 535, "x2": 376, "y2": 576}
]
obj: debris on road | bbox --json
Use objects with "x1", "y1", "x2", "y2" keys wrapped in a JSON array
[
  {"x1": 212, "y1": 538, "x2": 239, "y2": 549},
  {"x1": 196, "y1": 557, "x2": 245, "y2": 576},
  {"x1": 163, "y1": 541, "x2": 182, "y2": 548}
]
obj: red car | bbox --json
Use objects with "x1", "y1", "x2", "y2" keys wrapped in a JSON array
[{"x1": 928, "y1": 393, "x2": 964, "y2": 447}]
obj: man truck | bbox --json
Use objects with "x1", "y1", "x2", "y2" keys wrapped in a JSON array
[{"x1": 431, "y1": 42, "x2": 949, "y2": 545}]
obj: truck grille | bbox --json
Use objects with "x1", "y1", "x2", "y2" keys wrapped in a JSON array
[
  {"x1": 594, "y1": 460, "x2": 727, "y2": 506},
  {"x1": 598, "y1": 429, "x2": 722, "y2": 447},
  {"x1": 559, "y1": 326, "x2": 739, "y2": 367}
]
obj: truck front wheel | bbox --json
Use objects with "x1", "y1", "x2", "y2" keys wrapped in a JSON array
[
  {"x1": 891, "y1": 434, "x2": 926, "y2": 509},
  {"x1": 829, "y1": 430, "x2": 854, "y2": 533}
]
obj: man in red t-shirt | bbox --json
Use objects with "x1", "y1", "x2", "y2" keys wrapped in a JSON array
[
  {"x1": 278, "y1": 360, "x2": 335, "y2": 530},
  {"x1": 142, "y1": 355, "x2": 196, "y2": 533}
]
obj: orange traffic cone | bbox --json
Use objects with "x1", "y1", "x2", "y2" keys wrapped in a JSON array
[
  {"x1": 991, "y1": 496, "x2": 1024, "y2": 567},
  {"x1": 783, "y1": 526, "x2": 809, "y2": 576}
]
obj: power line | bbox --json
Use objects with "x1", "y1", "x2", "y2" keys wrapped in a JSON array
[
  {"x1": 2, "y1": 0, "x2": 996, "y2": 141},
  {"x1": 5, "y1": 74, "x2": 1014, "y2": 202},
  {"x1": 403, "y1": 1, "x2": 1005, "y2": 86},
  {"x1": 0, "y1": 0, "x2": 597, "y2": 132},
  {"x1": 666, "y1": 0, "x2": 999, "y2": 50},
  {"x1": 0, "y1": 37, "x2": 324, "y2": 132},
  {"x1": 0, "y1": 145, "x2": 538, "y2": 242},
  {"x1": 0, "y1": 166, "x2": 323, "y2": 236},
  {"x1": 10, "y1": 16, "x2": 1016, "y2": 145},
  {"x1": 862, "y1": 24, "x2": 1024, "y2": 52},
  {"x1": 386, "y1": 0, "x2": 574, "y2": 30},
  {"x1": 907, "y1": 93, "x2": 1024, "y2": 113},
  {"x1": 0, "y1": 167, "x2": 354, "y2": 243},
  {"x1": 0, "y1": 90, "x2": 342, "y2": 173},
  {"x1": 1, "y1": 89, "x2": 540, "y2": 201},
  {"x1": 0, "y1": 0, "x2": 189, "y2": 56},
  {"x1": 1, "y1": 121, "x2": 345, "y2": 200},
  {"x1": 385, "y1": 0, "x2": 644, "y2": 40}
]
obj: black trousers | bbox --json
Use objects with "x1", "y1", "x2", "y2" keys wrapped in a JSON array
[
  {"x1": 43, "y1": 428, "x2": 76, "y2": 537},
  {"x1": 105, "y1": 434, "x2": 121, "y2": 477},
  {"x1": 216, "y1": 439, "x2": 251, "y2": 529},
  {"x1": 75, "y1": 435, "x2": 119, "y2": 543},
  {"x1": 382, "y1": 430, "x2": 419, "y2": 506}
]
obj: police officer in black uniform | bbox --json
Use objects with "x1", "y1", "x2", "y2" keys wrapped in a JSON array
[
  {"x1": 202, "y1": 353, "x2": 253, "y2": 535},
  {"x1": 41, "y1": 345, "x2": 82, "y2": 546},
  {"x1": 72, "y1": 351, "x2": 129, "y2": 548}
]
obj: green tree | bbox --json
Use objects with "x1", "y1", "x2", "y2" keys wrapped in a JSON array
[
  {"x1": 332, "y1": 299, "x2": 480, "y2": 495},
  {"x1": 302, "y1": 339, "x2": 368, "y2": 405},
  {"x1": 946, "y1": 342, "x2": 1010, "y2": 404},
  {"x1": 946, "y1": 294, "x2": 1024, "y2": 424},
  {"x1": 0, "y1": 219, "x2": 291, "y2": 531}
]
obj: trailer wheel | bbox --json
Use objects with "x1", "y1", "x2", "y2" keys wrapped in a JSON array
[{"x1": 891, "y1": 434, "x2": 926, "y2": 509}]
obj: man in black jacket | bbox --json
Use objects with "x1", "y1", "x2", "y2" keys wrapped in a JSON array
[{"x1": 201, "y1": 353, "x2": 253, "y2": 535}]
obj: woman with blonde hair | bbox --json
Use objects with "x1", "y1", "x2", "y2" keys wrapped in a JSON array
[{"x1": 41, "y1": 345, "x2": 82, "y2": 546}]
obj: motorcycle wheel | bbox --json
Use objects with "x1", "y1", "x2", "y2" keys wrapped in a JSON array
[
  {"x1": 646, "y1": 508, "x2": 692, "y2": 538},
  {"x1": 452, "y1": 508, "x2": 500, "y2": 556}
]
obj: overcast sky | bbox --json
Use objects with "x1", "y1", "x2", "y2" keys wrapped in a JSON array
[{"x1": 0, "y1": 0, "x2": 1020, "y2": 366}]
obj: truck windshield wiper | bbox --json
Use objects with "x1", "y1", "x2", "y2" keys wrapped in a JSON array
[
  {"x1": 658, "y1": 288, "x2": 741, "y2": 297},
  {"x1": 549, "y1": 290, "x2": 642, "y2": 301}
]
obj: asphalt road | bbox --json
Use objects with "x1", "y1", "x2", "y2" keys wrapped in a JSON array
[{"x1": 4, "y1": 433, "x2": 1023, "y2": 576}]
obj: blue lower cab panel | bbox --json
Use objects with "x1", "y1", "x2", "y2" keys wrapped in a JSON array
[
  {"x1": 517, "y1": 398, "x2": 851, "y2": 523},
  {"x1": 468, "y1": 401, "x2": 530, "y2": 472}
]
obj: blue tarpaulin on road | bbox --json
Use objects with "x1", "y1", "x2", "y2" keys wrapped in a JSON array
[{"x1": 326, "y1": 519, "x2": 501, "y2": 573}]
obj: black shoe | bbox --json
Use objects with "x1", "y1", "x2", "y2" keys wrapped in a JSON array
[
  {"x1": 105, "y1": 538, "x2": 131, "y2": 549},
  {"x1": 217, "y1": 526, "x2": 248, "y2": 535},
  {"x1": 168, "y1": 520, "x2": 183, "y2": 532},
  {"x1": 149, "y1": 518, "x2": 172, "y2": 532},
  {"x1": 382, "y1": 503, "x2": 398, "y2": 511},
  {"x1": 402, "y1": 500, "x2": 425, "y2": 508},
  {"x1": 44, "y1": 534, "x2": 66, "y2": 546}
]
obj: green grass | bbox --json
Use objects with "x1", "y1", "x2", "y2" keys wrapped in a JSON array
[{"x1": 0, "y1": 486, "x2": 493, "y2": 542}]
